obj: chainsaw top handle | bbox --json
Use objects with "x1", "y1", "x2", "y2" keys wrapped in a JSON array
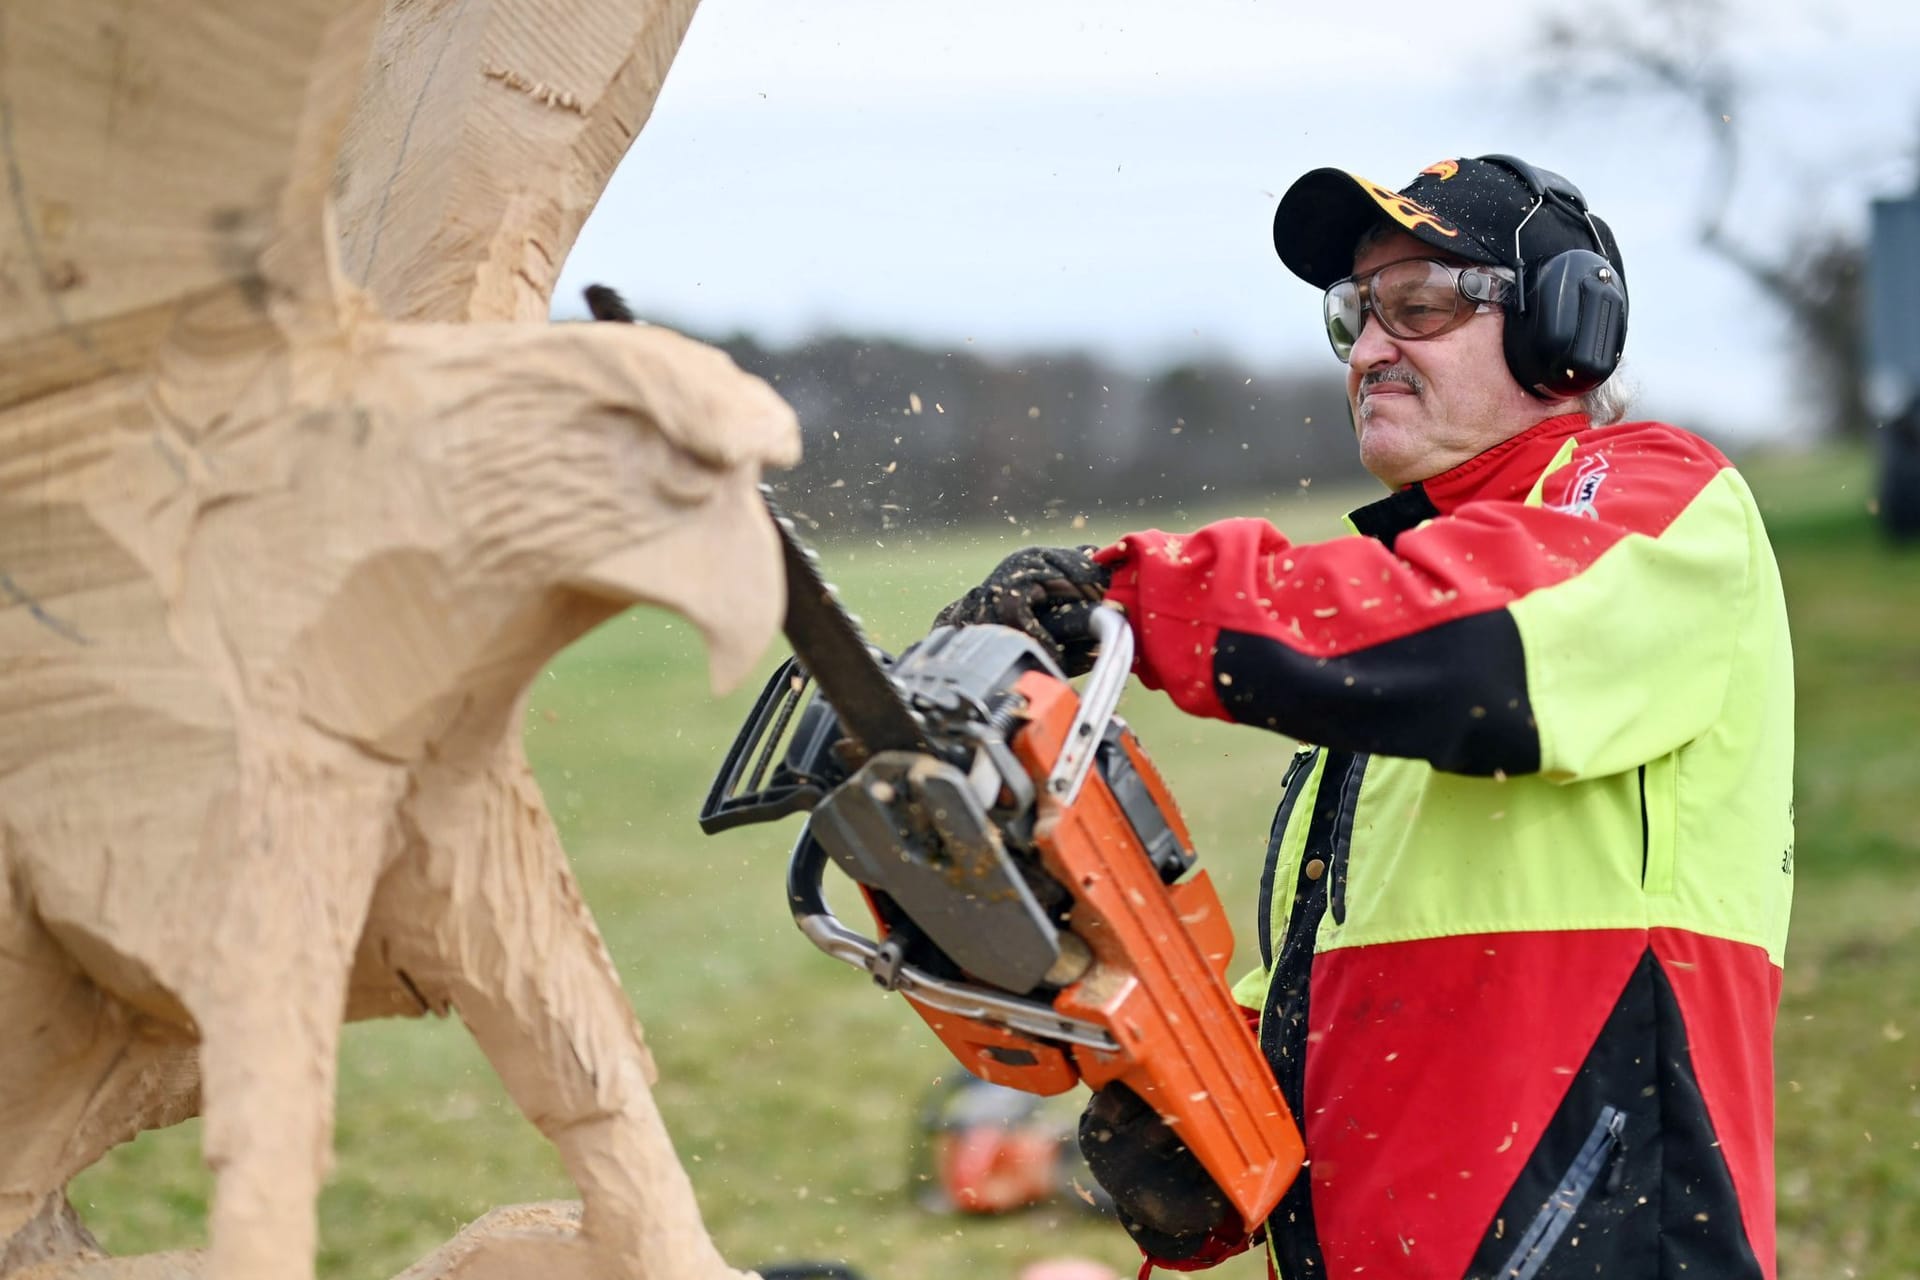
[{"x1": 1042, "y1": 606, "x2": 1130, "y2": 806}]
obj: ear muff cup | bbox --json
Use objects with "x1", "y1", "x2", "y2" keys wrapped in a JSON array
[{"x1": 1503, "y1": 248, "x2": 1629, "y2": 399}]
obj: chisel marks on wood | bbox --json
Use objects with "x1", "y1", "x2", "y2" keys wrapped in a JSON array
[{"x1": 481, "y1": 65, "x2": 584, "y2": 115}]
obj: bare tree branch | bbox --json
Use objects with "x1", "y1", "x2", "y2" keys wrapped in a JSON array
[{"x1": 1531, "y1": 0, "x2": 1870, "y2": 437}]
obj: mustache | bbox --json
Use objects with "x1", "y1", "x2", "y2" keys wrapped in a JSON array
[{"x1": 1359, "y1": 368, "x2": 1423, "y2": 397}]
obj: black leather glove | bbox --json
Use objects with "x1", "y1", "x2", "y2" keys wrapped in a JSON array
[
  {"x1": 932, "y1": 545, "x2": 1111, "y2": 676},
  {"x1": 1077, "y1": 1084, "x2": 1237, "y2": 1261}
]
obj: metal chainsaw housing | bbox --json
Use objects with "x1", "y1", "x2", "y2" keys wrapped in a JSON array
[
  {"x1": 801, "y1": 625, "x2": 1073, "y2": 995},
  {"x1": 809, "y1": 749, "x2": 1062, "y2": 995}
]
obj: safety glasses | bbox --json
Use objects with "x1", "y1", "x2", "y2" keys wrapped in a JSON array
[{"x1": 1323, "y1": 257, "x2": 1515, "y2": 362}]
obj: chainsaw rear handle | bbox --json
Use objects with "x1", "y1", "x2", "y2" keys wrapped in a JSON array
[{"x1": 785, "y1": 830, "x2": 1121, "y2": 1054}]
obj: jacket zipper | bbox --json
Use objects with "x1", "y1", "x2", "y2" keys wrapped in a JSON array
[
  {"x1": 1260, "y1": 748, "x2": 1356, "y2": 1114},
  {"x1": 1327, "y1": 753, "x2": 1368, "y2": 926},
  {"x1": 1257, "y1": 747, "x2": 1320, "y2": 970},
  {"x1": 1496, "y1": 1106, "x2": 1627, "y2": 1280},
  {"x1": 1639, "y1": 752, "x2": 1677, "y2": 895},
  {"x1": 1258, "y1": 748, "x2": 1366, "y2": 1280},
  {"x1": 1637, "y1": 764, "x2": 1649, "y2": 885}
]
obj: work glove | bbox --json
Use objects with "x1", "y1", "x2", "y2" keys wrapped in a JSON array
[
  {"x1": 932, "y1": 545, "x2": 1111, "y2": 676},
  {"x1": 1076, "y1": 1083, "x2": 1238, "y2": 1262}
]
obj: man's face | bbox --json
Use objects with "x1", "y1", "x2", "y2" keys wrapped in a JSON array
[{"x1": 1343, "y1": 230, "x2": 1564, "y2": 489}]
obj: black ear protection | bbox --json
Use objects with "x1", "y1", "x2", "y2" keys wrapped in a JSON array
[{"x1": 1477, "y1": 154, "x2": 1628, "y2": 400}]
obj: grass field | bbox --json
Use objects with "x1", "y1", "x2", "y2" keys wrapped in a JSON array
[{"x1": 68, "y1": 448, "x2": 1920, "y2": 1279}]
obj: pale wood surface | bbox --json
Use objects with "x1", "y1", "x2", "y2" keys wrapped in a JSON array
[
  {"x1": 0, "y1": 3, "x2": 795, "y2": 1279},
  {"x1": 336, "y1": 0, "x2": 702, "y2": 322}
]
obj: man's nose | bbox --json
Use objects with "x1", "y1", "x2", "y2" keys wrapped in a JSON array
[{"x1": 1348, "y1": 313, "x2": 1400, "y2": 368}]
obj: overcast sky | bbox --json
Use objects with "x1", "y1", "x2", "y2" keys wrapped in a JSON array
[{"x1": 557, "y1": 0, "x2": 1920, "y2": 444}]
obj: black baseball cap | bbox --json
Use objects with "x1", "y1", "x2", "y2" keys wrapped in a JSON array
[{"x1": 1272, "y1": 155, "x2": 1624, "y2": 290}]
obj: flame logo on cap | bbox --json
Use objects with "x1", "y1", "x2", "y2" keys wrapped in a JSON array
[
  {"x1": 1359, "y1": 178, "x2": 1460, "y2": 238},
  {"x1": 1422, "y1": 159, "x2": 1461, "y2": 181}
]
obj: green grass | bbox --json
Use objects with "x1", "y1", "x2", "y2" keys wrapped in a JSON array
[
  {"x1": 1739, "y1": 446, "x2": 1920, "y2": 1278},
  {"x1": 66, "y1": 453, "x2": 1920, "y2": 1279}
]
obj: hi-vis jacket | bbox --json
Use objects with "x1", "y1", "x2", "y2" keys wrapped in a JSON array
[{"x1": 1096, "y1": 413, "x2": 1794, "y2": 1280}]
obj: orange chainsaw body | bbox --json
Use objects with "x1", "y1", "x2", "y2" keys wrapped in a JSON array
[{"x1": 890, "y1": 670, "x2": 1305, "y2": 1230}]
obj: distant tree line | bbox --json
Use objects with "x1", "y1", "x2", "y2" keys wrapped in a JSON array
[{"x1": 686, "y1": 328, "x2": 1366, "y2": 535}]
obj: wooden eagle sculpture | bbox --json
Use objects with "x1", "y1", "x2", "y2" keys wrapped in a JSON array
[{"x1": 0, "y1": 2, "x2": 797, "y2": 1277}]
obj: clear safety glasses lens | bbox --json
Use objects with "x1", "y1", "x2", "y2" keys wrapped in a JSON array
[
  {"x1": 1324, "y1": 283, "x2": 1365, "y2": 361},
  {"x1": 1322, "y1": 259, "x2": 1509, "y2": 364}
]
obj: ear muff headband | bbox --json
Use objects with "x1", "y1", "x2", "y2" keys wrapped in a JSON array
[{"x1": 1476, "y1": 153, "x2": 1629, "y2": 399}]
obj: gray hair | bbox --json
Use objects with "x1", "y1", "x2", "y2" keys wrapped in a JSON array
[{"x1": 1577, "y1": 370, "x2": 1631, "y2": 425}]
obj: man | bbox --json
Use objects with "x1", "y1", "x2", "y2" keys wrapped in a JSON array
[{"x1": 936, "y1": 155, "x2": 1794, "y2": 1279}]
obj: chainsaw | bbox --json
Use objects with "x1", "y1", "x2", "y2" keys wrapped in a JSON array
[{"x1": 698, "y1": 493, "x2": 1305, "y2": 1231}]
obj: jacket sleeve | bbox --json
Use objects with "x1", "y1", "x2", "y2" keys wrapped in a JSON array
[{"x1": 1095, "y1": 428, "x2": 1760, "y2": 780}]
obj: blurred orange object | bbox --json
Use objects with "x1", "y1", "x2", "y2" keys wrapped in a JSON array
[{"x1": 937, "y1": 1124, "x2": 1064, "y2": 1213}]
